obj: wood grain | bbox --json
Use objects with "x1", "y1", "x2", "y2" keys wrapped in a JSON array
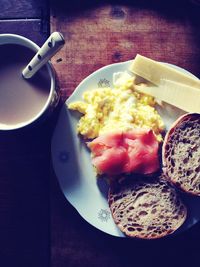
[
  {"x1": 51, "y1": 1, "x2": 200, "y2": 101},
  {"x1": 0, "y1": 20, "x2": 48, "y2": 46},
  {"x1": 0, "y1": 0, "x2": 48, "y2": 19},
  {"x1": 50, "y1": 1, "x2": 200, "y2": 267},
  {"x1": 0, "y1": 15, "x2": 51, "y2": 267},
  {"x1": 51, "y1": 166, "x2": 200, "y2": 267}
]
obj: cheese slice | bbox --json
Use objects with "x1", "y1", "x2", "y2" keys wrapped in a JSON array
[
  {"x1": 130, "y1": 54, "x2": 200, "y2": 89},
  {"x1": 135, "y1": 79, "x2": 200, "y2": 113}
]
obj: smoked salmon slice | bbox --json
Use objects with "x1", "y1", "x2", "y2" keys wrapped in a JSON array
[{"x1": 88, "y1": 129, "x2": 160, "y2": 175}]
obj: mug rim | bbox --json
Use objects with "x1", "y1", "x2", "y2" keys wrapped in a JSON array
[{"x1": 0, "y1": 33, "x2": 56, "y2": 130}]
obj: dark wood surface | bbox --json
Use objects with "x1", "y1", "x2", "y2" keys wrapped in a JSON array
[
  {"x1": 50, "y1": 1, "x2": 200, "y2": 267},
  {"x1": 50, "y1": 0, "x2": 200, "y2": 99},
  {"x1": 0, "y1": 0, "x2": 48, "y2": 19},
  {"x1": 0, "y1": 1, "x2": 51, "y2": 266},
  {"x1": 0, "y1": 1, "x2": 200, "y2": 267},
  {"x1": 0, "y1": 20, "x2": 48, "y2": 46}
]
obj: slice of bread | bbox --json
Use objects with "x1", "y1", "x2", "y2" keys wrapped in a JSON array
[
  {"x1": 108, "y1": 174, "x2": 187, "y2": 239},
  {"x1": 162, "y1": 113, "x2": 200, "y2": 196}
]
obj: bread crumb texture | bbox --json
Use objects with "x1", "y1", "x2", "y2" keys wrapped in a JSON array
[
  {"x1": 164, "y1": 114, "x2": 200, "y2": 196},
  {"x1": 108, "y1": 175, "x2": 187, "y2": 239}
]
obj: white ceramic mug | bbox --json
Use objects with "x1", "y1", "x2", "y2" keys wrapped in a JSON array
[{"x1": 0, "y1": 34, "x2": 60, "y2": 130}]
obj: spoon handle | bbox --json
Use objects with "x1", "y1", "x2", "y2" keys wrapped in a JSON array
[{"x1": 22, "y1": 32, "x2": 65, "y2": 79}]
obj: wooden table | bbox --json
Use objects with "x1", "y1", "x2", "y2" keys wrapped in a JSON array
[
  {"x1": 1, "y1": 1, "x2": 200, "y2": 267},
  {"x1": 50, "y1": 2, "x2": 200, "y2": 267},
  {"x1": 0, "y1": 1, "x2": 50, "y2": 266}
]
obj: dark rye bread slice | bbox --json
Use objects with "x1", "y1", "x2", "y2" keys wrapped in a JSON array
[
  {"x1": 162, "y1": 113, "x2": 200, "y2": 196},
  {"x1": 108, "y1": 174, "x2": 187, "y2": 239}
]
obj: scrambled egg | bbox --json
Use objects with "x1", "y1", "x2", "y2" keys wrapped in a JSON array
[{"x1": 68, "y1": 71, "x2": 164, "y2": 141}]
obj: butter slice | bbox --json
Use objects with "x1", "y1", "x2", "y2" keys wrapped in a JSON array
[
  {"x1": 130, "y1": 54, "x2": 200, "y2": 89},
  {"x1": 135, "y1": 80, "x2": 200, "y2": 113}
]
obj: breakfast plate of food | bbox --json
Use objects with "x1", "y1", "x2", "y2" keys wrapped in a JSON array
[{"x1": 51, "y1": 55, "x2": 200, "y2": 238}]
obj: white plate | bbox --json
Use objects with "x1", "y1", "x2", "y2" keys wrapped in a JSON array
[{"x1": 51, "y1": 60, "x2": 200, "y2": 237}]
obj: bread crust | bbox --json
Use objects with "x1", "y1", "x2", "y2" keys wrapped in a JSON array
[
  {"x1": 108, "y1": 174, "x2": 187, "y2": 239},
  {"x1": 162, "y1": 113, "x2": 200, "y2": 196}
]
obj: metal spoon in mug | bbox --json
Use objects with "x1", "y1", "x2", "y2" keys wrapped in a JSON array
[{"x1": 22, "y1": 32, "x2": 65, "y2": 79}]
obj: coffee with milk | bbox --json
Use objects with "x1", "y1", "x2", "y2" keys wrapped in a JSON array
[{"x1": 0, "y1": 44, "x2": 50, "y2": 127}]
